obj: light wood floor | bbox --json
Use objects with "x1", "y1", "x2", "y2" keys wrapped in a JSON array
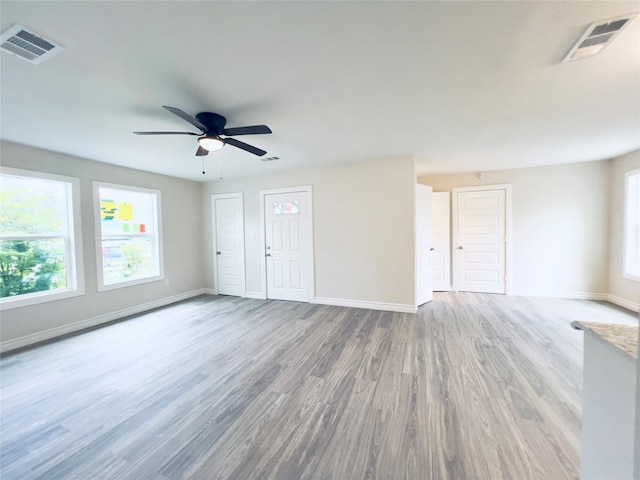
[{"x1": 0, "y1": 293, "x2": 637, "y2": 480}]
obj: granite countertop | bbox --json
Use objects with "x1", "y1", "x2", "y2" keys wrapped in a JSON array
[{"x1": 572, "y1": 321, "x2": 638, "y2": 360}]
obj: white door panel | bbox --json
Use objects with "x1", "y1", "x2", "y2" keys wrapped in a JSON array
[
  {"x1": 265, "y1": 190, "x2": 310, "y2": 302},
  {"x1": 432, "y1": 192, "x2": 451, "y2": 291},
  {"x1": 213, "y1": 194, "x2": 245, "y2": 296},
  {"x1": 415, "y1": 185, "x2": 433, "y2": 306},
  {"x1": 453, "y1": 187, "x2": 507, "y2": 294}
]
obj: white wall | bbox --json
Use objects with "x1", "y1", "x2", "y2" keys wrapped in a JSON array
[
  {"x1": 419, "y1": 160, "x2": 611, "y2": 299},
  {"x1": 0, "y1": 141, "x2": 206, "y2": 351},
  {"x1": 608, "y1": 150, "x2": 640, "y2": 309},
  {"x1": 202, "y1": 156, "x2": 417, "y2": 310}
]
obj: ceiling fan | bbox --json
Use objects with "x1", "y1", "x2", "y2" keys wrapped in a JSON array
[{"x1": 134, "y1": 106, "x2": 272, "y2": 157}]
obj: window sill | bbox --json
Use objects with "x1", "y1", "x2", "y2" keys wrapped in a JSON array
[
  {"x1": 0, "y1": 287, "x2": 85, "y2": 311},
  {"x1": 97, "y1": 274, "x2": 164, "y2": 292}
]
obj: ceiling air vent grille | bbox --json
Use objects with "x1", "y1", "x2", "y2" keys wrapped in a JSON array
[
  {"x1": 1, "y1": 25, "x2": 63, "y2": 64},
  {"x1": 563, "y1": 14, "x2": 637, "y2": 62}
]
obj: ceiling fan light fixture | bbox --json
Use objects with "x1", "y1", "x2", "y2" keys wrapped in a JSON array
[{"x1": 198, "y1": 136, "x2": 225, "y2": 152}]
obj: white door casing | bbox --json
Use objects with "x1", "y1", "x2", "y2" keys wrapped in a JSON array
[
  {"x1": 212, "y1": 193, "x2": 245, "y2": 296},
  {"x1": 260, "y1": 187, "x2": 314, "y2": 302},
  {"x1": 415, "y1": 184, "x2": 433, "y2": 306},
  {"x1": 432, "y1": 192, "x2": 451, "y2": 292},
  {"x1": 452, "y1": 185, "x2": 512, "y2": 294}
]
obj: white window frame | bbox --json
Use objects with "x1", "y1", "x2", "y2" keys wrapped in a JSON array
[
  {"x1": 0, "y1": 167, "x2": 85, "y2": 310},
  {"x1": 93, "y1": 182, "x2": 164, "y2": 291},
  {"x1": 623, "y1": 168, "x2": 640, "y2": 281}
]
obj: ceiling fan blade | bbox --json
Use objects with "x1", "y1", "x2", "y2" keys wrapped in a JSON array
[
  {"x1": 224, "y1": 137, "x2": 267, "y2": 156},
  {"x1": 162, "y1": 106, "x2": 208, "y2": 132},
  {"x1": 195, "y1": 146, "x2": 209, "y2": 156},
  {"x1": 133, "y1": 131, "x2": 200, "y2": 135},
  {"x1": 222, "y1": 125, "x2": 272, "y2": 136}
]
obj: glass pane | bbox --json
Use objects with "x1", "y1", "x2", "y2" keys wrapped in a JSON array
[
  {"x1": 99, "y1": 187, "x2": 155, "y2": 236},
  {"x1": 102, "y1": 236, "x2": 157, "y2": 284},
  {"x1": 0, "y1": 175, "x2": 68, "y2": 235},
  {"x1": 0, "y1": 238, "x2": 67, "y2": 298},
  {"x1": 273, "y1": 201, "x2": 299, "y2": 215}
]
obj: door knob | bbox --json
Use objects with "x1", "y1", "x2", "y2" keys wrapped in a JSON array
[
  {"x1": 430, "y1": 247, "x2": 435, "y2": 251},
  {"x1": 216, "y1": 251, "x2": 221, "y2": 255},
  {"x1": 457, "y1": 246, "x2": 463, "y2": 250},
  {"x1": 266, "y1": 253, "x2": 271, "y2": 257}
]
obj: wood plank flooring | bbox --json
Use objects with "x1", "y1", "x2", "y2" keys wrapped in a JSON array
[{"x1": 0, "y1": 293, "x2": 637, "y2": 480}]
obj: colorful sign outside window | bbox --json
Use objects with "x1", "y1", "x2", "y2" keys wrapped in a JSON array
[
  {"x1": 118, "y1": 203, "x2": 133, "y2": 221},
  {"x1": 100, "y1": 200, "x2": 117, "y2": 220}
]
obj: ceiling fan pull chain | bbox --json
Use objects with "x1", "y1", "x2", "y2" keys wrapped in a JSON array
[
  {"x1": 202, "y1": 156, "x2": 206, "y2": 175},
  {"x1": 218, "y1": 154, "x2": 223, "y2": 180}
]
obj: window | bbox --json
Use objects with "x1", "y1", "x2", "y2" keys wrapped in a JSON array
[
  {"x1": 624, "y1": 168, "x2": 640, "y2": 281},
  {"x1": 0, "y1": 167, "x2": 84, "y2": 310},
  {"x1": 93, "y1": 182, "x2": 163, "y2": 290},
  {"x1": 273, "y1": 201, "x2": 299, "y2": 215}
]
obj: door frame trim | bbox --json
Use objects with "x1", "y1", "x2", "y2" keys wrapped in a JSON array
[
  {"x1": 452, "y1": 184, "x2": 513, "y2": 294},
  {"x1": 211, "y1": 192, "x2": 245, "y2": 296},
  {"x1": 259, "y1": 186, "x2": 314, "y2": 301}
]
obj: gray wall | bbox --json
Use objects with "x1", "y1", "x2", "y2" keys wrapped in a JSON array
[
  {"x1": 420, "y1": 159, "x2": 615, "y2": 301},
  {"x1": 201, "y1": 156, "x2": 417, "y2": 309},
  {"x1": 608, "y1": 150, "x2": 640, "y2": 307},
  {"x1": 0, "y1": 141, "x2": 206, "y2": 349},
  {"x1": 2, "y1": 140, "x2": 636, "y2": 351}
]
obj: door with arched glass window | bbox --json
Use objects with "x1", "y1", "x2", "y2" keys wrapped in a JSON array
[{"x1": 262, "y1": 187, "x2": 313, "y2": 302}]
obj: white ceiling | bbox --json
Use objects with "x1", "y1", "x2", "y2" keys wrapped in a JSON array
[{"x1": 1, "y1": 1, "x2": 639, "y2": 182}]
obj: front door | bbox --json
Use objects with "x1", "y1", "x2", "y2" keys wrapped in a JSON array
[
  {"x1": 212, "y1": 194, "x2": 245, "y2": 296},
  {"x1": 453, "y1": 186, "x2": 508, "y2": 294},
  {"x1": 264, "y1": 189, "x2": 311, "y2": 302}
]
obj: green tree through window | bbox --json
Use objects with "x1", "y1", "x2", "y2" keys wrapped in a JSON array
[
  {"x1": 0, "y1": 240, "x2": 66, "y2": 297},
  {"x1": 0, "y1": 172, "x2": 74, "y2": 300}
]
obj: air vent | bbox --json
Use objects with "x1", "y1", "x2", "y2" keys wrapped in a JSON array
[
  {"x1": 1, "y1": 25, "x2": 63, "y2": 64},
  {"x1": 261, "y1": 156, "x2": 280, "y2": 162},
  {"x1": 563, "y1": 14, "x2": 637, "y2": 62}
]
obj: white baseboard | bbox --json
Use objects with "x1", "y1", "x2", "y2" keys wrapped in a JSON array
[
  {"x1": 605, "y1": 294, "x2": 640, "y2": 313},
  {"x1": 313, "y1": 296, "x2": 417, "y2": 314},
  {"x1": 5, "y1": 288, "x2": 633, "y2": 355},
  {"x1": 510, "y1": 289, "x2": 639, "y2": 313},
  {"x1": 0, "y1": 289, "x2": 207, "y2": 354},
  {"x1": 244, "y1": 291, "x2": 266, "y2": 299},
  {"x1": 510, "y1": 289, "x2": 608, "y2": 301},
  {"x1": 201, "y1": 289, "x2": 265, "y2": 299},
  {"x1": 434, "y1": 287, "x2": 453, "y2": 292}
]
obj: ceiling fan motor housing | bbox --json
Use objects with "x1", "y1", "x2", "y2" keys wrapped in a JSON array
[{"x1": 196, "y1": 112, "x2": 226, "y2": 135}]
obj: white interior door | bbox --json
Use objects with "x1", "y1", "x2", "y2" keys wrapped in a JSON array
[
  {"x1": 453, "y1": 186, "x2": 508, "y2": 294},
  {"x1": 415, "y1": 184, "x2": 433, "y2": 306},
  {"x1": 432, "y1": 192, "x2": 451, "y2": 291},
  {"x1": 264, "y1": 189, "x2": 311, "y2": 302},
  {"x1": 212, "y1": 194, "x2": 245, "y2": 296}
]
